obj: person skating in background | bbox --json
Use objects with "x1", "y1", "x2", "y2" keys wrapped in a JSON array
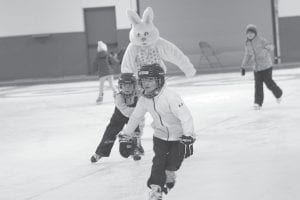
[
  {"x1": 94, "y1": 41, "x2": 117, "y2": 104},
  {"x1": 90, "y1": 73, "x2": 144, "y2": 163},
  {"x1": 241, "y1": 24, "x2": 283, "y2": 110},
  {"x1": 118, "y1": 64, "x2": 195, "y2": 200}
]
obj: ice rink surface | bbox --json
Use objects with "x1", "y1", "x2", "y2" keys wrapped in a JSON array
[{"x1": 1, "y1": 68, "x2": 300, "y2": 200}]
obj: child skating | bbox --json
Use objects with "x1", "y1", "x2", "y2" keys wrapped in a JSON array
[
  {"x1": 93, "y1": 41, "x2": 117, "y2": 104},
  {"x1": 241, "y1": 24, "x2": 283, "y2": 110},
  {"x1": 118, "y1": 64, "x2": 196, "y2": 200},
  {"x1": 90, "y1": 73, "x2": 144, "y2": 163}
]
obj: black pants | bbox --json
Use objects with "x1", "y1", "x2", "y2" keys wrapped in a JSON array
[
  {"x1": 95, "y1": 107, "x2": 128, "y2": 157},
  {"x1": 95, "y1": 107, "x2": 140, "y2": 156},
  {"x1": 254, "y1": 67, "x2": 282, "y2": 106},
  {"x1": 147, "y1": 137, "x2": 184, "y2": 189}
]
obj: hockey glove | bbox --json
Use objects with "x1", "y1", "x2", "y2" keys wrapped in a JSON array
[
  {"x1": 118, "y1": 134, "x2": 134, "y2": 158},
  {"x1": 241, "y1": 68, "x2": 246, "y2": 76},
  {"x1": 179, "y1": 135, "x2": 195, "y2": 159}
]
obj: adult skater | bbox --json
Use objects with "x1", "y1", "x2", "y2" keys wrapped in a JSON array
[
  {"x1": 118, "y1": 64, "x2": 196, "y2": 200},
  {"x1": 241, "y1": 24, "x2": 283, "y2": 110}
]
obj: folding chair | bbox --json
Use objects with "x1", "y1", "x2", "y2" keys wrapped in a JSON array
[{"x1": 199, "y1": 41, "x2": 223, "y2": 68}]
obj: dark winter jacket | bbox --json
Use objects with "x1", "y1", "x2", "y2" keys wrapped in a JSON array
[
  {"x1": 93, "y1": 51, "x2": 114, "y2": 77},
  {"x1": 241, "y1": 35, "x2": 274, "y2": 72},
  {"x1": 108, "y1": 54, "x2": 120, "y2": 73}
]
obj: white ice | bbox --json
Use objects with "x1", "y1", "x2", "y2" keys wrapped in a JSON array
[{"x1": 1, "y1": 68, "x2": 300, "y2": 200}]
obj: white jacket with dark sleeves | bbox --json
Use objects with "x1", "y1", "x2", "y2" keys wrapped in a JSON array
[{"x1": 122, "y1": 87, "x2": 195, "y2": 141}]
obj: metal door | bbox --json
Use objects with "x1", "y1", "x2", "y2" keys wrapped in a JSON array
[{"x1": 84, "y1": 7, "x2": 118, "y2": 74}]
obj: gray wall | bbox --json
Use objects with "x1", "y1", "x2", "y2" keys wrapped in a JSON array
[
  {"x1": 0, "y1": 32, "x2": 88, "y2": 81},
  {"x1": 139, "y1": 0, "x2": 274, "y2": 71},
  {"x1": 117, "y1": 29, "x2": 130, "y2": 50},
  {"x1": 0, "y1": 0, "x2": 275, "y2": 81},
  {"x1": 0, "y1": 29, "x2": 130, "y2": 81},
  {"x1": 278, "y1": 16, "x2": 300, "y2": 63}
]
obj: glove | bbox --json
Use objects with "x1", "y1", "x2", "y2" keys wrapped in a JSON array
[
  {"x1": 179, "y1": 135, "x2": 195, "y2": 159},
  {"x1": 118, "y1": 134, "x2": 134, "y2": 158},
  {"x1": 241, "y1": 68, "x2": 246, "y2": 76}
]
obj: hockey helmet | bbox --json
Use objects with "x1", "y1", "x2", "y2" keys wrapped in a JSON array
[
  {"x1": 138, "y1": 63, "x2": 165, "y2": 98},
  {"x1": 118, "y1": 73, "x2": 137, "y2": 98}
]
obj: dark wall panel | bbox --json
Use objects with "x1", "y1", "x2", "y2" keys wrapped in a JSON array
[
  {"x1": 279, "y1": 16, "x2": 300, "y2": 63},
  {"x1": 117, "y1": 29, "x2": 130, "y2": 50},
  {"x1": 0, "y1": 32, "x2": 88, "y2": 81}
]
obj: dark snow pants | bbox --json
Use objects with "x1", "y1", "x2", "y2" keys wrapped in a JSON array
[
  {"x1": 254, "y1": 67, "x2": 282, "y2": 106},
  {"x1": 95, "y1": 107, "x2": 140, "y2": 157},
  {"x1": 147, "y1": 137, "x2": 184, "y2": 189},
  {"x1": 95, "y1": 107, "x2": 128, "y2": 157}
]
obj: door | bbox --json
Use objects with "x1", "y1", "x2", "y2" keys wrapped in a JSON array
[{"x1": 84, "y1": 7, "x2": 118, "y2": 74}]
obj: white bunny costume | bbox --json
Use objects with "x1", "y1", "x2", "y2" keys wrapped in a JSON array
[{"x1": 121, "y1": 7, "x2": 196, "y2": 77}]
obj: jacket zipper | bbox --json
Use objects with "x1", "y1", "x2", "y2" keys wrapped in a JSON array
[{"x1": 152, "y1": 98, "x2": 170, "y2": 141}]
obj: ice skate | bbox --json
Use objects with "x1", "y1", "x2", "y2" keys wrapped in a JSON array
[
  {"x1": 148, "y1": 185, "x2": 162, "y2": 200},
  {"x1": 113, "y1": 91, "x2": 117, "y2": 98},
  {"x1": 131, "y1": 135, "x2": 144, "y2": 161},
  {"x1": 165, "y1": 170, "x2": 176, "y2": 190},
  {"x1": 96, "y1": 94, "x2": 103, "y2": 104},
  {"x1": 90, "y1": 153, "x2": 102, "y2": 163},
  {"x1": 132, "y1": 148, "x2": 142, "y2": 161},
  {"x1": 137, "y1": 144, "x2": 144, "y2": 155},
  {"x1": 134, "y1": 133, "x2": 144, "y2": 155},
  {"x1": 253, "y1": 103, "x2": 262, "y2": 110},
  {"x1": 276, "y1": 96, "x2": 282, "y2": 104},
  {"x1": 132, "y1": 144, "x2": 144, "y2": 161}
]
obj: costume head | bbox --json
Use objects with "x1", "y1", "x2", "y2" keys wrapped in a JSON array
[
  {"x1": 138, "y1": 63, "x2": 165, "y2": 98},
  {"x1": 127, "y1": 7, "x2": 160, "y2": 47},
  {"x1": 118, "y1": 73, "x2": 137, "y2": 98}
]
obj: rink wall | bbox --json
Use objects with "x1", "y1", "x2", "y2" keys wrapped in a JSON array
[
  {"x1": 0, "y1": 0, "x2": 275, "y2": 81},
  {"x1": 0, "y1": 0, "x2": 135, "y2": 81}
]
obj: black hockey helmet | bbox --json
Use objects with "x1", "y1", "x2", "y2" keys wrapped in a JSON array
[
  {"x1": 138, "y1": 63, "x2": 165, "y2": 98},
  {"x1": 118, "y1": 73, "x2": 137, "y2": 98}
]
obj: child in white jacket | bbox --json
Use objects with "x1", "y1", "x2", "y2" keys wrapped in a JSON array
[{"x1": 118, "y1": 63, "x2": 195, "y2": 200}]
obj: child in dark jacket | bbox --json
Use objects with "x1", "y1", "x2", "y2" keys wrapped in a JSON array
[
  {"x1": 94, "y1": 41, "x2": 117, "y2": 104},
  {"x1": 241, "y1": 24, "x2": 283, "y2": 110}
]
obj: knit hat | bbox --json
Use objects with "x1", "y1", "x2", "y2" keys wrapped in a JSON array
[
  {"x1": 246, "y1": 24, "x2": 257, "y2": 35},
  {"x1": 97, "y1": 41, "x2": 107, "y2": 52}
]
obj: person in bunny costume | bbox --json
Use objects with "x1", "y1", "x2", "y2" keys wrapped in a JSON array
[{"x1": 121, "y1": 7, "x2": 196, "y2": 78}]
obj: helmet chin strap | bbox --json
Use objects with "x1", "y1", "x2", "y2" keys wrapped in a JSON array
[
  {"x1": 142, "y1": 87, "x2": 161, "y2": 99},
  {"x1": 120, "y1": 87, "x2": 134, "y2": 98}
]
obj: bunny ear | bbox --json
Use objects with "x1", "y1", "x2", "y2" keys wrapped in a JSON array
[
  {"x1": 142, "y1": 7, "x2": 154, "y2": 24},
  {"x1": 127, "y1": 10, "x2": 142, "y2": 26}
]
